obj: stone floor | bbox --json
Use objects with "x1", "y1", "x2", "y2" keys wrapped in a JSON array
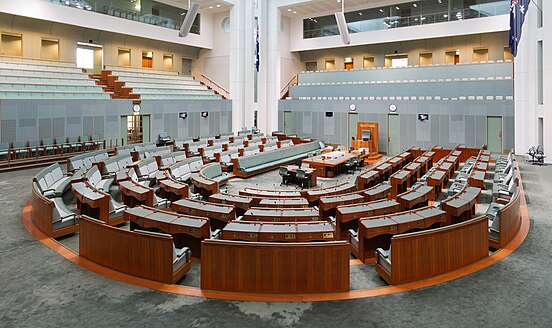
[{"x1": 1, "y1": 158, "x2": 551, "y2": 327}]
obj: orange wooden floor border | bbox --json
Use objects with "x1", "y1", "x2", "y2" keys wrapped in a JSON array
[{"x1": 22, "y1": 173, "x2": 530, "y2": 302}]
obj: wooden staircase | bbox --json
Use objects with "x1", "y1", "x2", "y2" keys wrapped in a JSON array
[{"x1": 89, "y1": 70, "x2": 140, "y2": 99}]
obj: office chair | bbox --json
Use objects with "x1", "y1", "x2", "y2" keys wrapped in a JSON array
[
  {"x1": 344, "y1": 158, "x2": 355, "y2": 174},
  {"x1": 279, "y1": 167, "x2": 291, "y2": 185},
  {"x1": 295, "y1": 169, "x2": 309, "y2": 189}
]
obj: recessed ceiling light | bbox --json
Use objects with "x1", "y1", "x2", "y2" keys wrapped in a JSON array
[
  {"x1": 216, "y1": 4, "x2": 220, "y2": 7},
  {"x1": 293, "y1": 11, "x2": 297, "y2": 14},
  {"x1": 413, "y1": 4, "x2": 417, "y2": 7},
  {"x1": 288, "y1": 8, "x2": 291, "y2": 12},
  {"x1": 209, "y1": 6, "x2": 213, "y2": 9}
]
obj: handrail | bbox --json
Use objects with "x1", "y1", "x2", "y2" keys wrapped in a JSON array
[
  {"x1": 280, "y1": 74, "x2": 297, "y2": 99},
  {"x1": 200, "y1": 74, "x2": 230, "y2": 98}
]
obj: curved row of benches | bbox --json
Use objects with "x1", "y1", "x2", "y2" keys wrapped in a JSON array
[{"x1": 29, "y1": 143, "x2": 523, "y2": 296}]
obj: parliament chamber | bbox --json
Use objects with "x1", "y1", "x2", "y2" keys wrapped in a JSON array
[{"x1": 1, "y1": 0, "x2": 550, "y2": 326}]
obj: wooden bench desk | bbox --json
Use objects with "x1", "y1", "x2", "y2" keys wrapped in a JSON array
[
  {"x1": 242, "y1": 207, "x2": 320, "y2": 222},
  {"x1": 222, "y1": 221, "x2": 335, "y2": 242},
  {"x1": 396, "y1": 185, "x2": 435, "y2": 210},
  {"x1": 335, "y1": 199, "x2": 401, "y2": 240},
  {"x1": 171, "y1": 198, "x2": 236, "y2": 230}
]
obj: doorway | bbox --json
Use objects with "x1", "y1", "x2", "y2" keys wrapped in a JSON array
[
  {"x1": 325, "y1": 59, "x2": 335, "y2": 71},
  {"x1": 388, "y1": 114, "x2": 399, "y2": 155},
  {"x1": 283, "y1": 111, "x2": 293, "y2": 135},
  {"x1": 118, "y1": 48, "x2": 131, "y2": 66},
  {"x1": 487, "y1": 116, "x2": 503, "y2": 153},
  {"x1": 182, "y1": 58, "x2": 192, "y2": 76},
  {"x1": 76, "y1": 42, "x2": 103, "y2": 74},
  {"x1": 305, "y1": 61, "x2": 317, "y2": 71},
  {"x1": 121, "y1": 115, "x2": 150, "y2": 145},
  {"x1": 142, "y1": 51, "x2": 153, "y2": 68},
  {"x1": 344, "y1": 57, "x2": 354, "y2": 70},
  {"x1": 445, "y1": 49, "x2": 460, "y2": 65},
  {"x1": 41, "y1": 38, "x2": 59, "y2": 60},
  {"x1": 348, "y1": 112, "x2": 358, "y2": 148}
]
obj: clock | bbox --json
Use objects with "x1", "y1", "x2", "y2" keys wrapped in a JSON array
[
  {"x1": 389, "y1": 104, "x2": 397, "y2": 112},
  {"x1": 349, "y1": 104, "x2": 356, "y2": 111},
  {"x1": 132, "y1": 104, "x2": 141, "y2": 113}
]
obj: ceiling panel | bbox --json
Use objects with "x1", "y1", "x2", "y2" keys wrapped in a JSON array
[{"x1": 280, "y1": 0, "x2": 416, "y2": 18}]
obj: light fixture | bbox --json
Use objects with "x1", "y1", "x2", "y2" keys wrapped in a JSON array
[
  {"x1": 216, "y1": 4, "x2": 220, "y2": 7},
  {"x1": 288, "y1": 8, "x2": 291, "y2": 12},
  {"x1": 209, "y1": 6, "x2": 213, "y2": 9},
  {"x1": 413, "y1": 3, "x2": 417, "y2": 7},
  {"x1": 293, "y1": 11, "x2": 297, "y2": 14},
  {"x1": 395, "y1": 6, "x2": 400, "y2": 10},
  {"x1": 379, "y1": 9, "x2": 383, "y2": 13},
  {"x1": 334, "y1": 0, "x2": 350, "y2": 45},
  {"x1": 359, "y1": 12, "x2": 362, "y2": 16}
]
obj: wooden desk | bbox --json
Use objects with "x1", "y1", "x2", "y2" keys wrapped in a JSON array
[
  {"x1": 72, "y1": 182, "x2": 111, "y2": 224},
  {"x1": 353, "y1": 206, "x2": 446, "y2": 263},
  {"x1": 242, "y1": 207, "x2": 320, "y2": 222},
  {"x1": 302, "y1": 152, "x2": 354, "y2": 178},
  {"x1": 158, "y1": 179, "x2": 189, "y2": 202},
  {"x1": 257, "y1": 198, "x2": 310, "y2": 209},
  {"x1": 362, "y1": 184, "x2": 392, "y2": 201},
  {"x1": 119, "y1": 180, "x2": 154, "y2": 208},
  {"x1": 436, "y1": 161, "x2": 454, "y2": 179},
  {"x1": 201, "y1": 239, "x2": 350, "y2": 294},
  {"x1": 124, "y1": 206, "x2": 210, "y2": 257},
  {"x1": 390, "y1": 170, "x2": 412, "y2": 199},
  {"x1": 283, "y1": 165, "x2": 317, "y2": 187},
  {"x1": 414, "y1": 156, "x2": 432, "y2": 174},
  {"x1": 440, "y1": 187, "x2": 481, "y2": 225},
  {"x1": 357, "y1": 170, "x2": 381, "y2": 189},
  {"x1": 427, "y1": 170, "x2": 448, "y2": 195},
  {"x1": 396, "y1": 185, "x2": 435, "y2": 210},
  {"x1": 318, "y1": 192, "x2": 366, "y2": 218},
  {"x1": 387, "y1": 157, "x2": 403, "y2": 173},
  {"x1": 335, "y1": 199, "x2": 401, "y2": 240},
  {"x1": 222, "y1": 221, "x2": 335, "y2": 242},
  {"x1": 209, "y1": 193, "x2": 253, "y2": 216},
  {"x1": 374, "y1": 163, "x2": 393, "y2": 181},
  {"x1": 469, "y1": 170, "x2": 486, "y2": 189},
  {"x1": 191, "y1": 173, "x2": 218, "y2": 198},
  {"x1": 444, "y1": 155, "x2": 460, "y2": 171},
  {"x1": 239, "y1": 188, "x2": 303, "y2": 199},
  {"x1": 305, "y1": 182, "x2": 357, "y2": 205},
  {"x1": 474, "y1": 162, "x2": 488, "y2": 172},
  {"x1": 172, "y1": 198, "x2": 236, "y2": 230},
  {"x1": 403, "y1": 162, "x2": 422, "y2": 180}
]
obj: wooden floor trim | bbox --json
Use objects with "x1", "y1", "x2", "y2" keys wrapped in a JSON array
[{"x1": 22, "y1": 168, "x2": 530, "y2": 302}]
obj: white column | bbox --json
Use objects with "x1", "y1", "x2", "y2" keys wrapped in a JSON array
[
  {"x1": 229, "y1": 0, "x2": 255, "y2": 132},
  {"x1": 257, "y1": 0, "x2": 281, "y2": 135}
]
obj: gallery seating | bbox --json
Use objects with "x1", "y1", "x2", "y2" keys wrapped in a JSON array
[
  {"x1": 67, "y1": 149, "x2": 109, "y2": 173},
  {"x1": 33, "y1": 163, "x2": 71, "y2": 198}
]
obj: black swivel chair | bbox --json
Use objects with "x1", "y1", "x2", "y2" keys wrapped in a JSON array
[
  {"x1": 344, "y1": 158, "x2": 355, "y2": 174},
  {"x1": 295, "y1": 169, "x2": 309, "y2": 189},
  {"x1": 279, "y1": 167, "x2": 291, "y2": 185}
]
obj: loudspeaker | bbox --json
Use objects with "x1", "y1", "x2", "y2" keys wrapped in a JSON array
[
  {"x1": 178, "y1": 3, "x2": 200, "y2": 37},
  {"x1": 201, "y1": 111, "x2": 209, "y2": 118},
  {"x1": 179, "y1": 112, "x2": 188, "y2": 119},
  {"x1": 334, "y1": 12, "x2": 350, "y2": 45}
]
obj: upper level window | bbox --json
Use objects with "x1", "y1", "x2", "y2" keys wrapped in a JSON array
[{"x1": 303, "y1": 0, "x2": 509, "y2": 39}]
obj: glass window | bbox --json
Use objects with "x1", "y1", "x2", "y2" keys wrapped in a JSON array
[{"x1": 76, "y1": 48, "x2": 94, "y2": 69}]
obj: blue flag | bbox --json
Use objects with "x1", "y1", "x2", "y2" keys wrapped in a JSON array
[{"x1": 509, "y1": 0, "x2": 530, "y2": 57}]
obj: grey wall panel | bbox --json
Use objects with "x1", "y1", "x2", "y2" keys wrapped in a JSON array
[
  {"x1": 303, "y1": 112, "x2": 312, "y2": 134},
  {"x1": 465, "y1": 115, "x2": 475, "y2": 147},
  {"x1": 1, "y1": 119, "x2": 16, "y2": 143},
  {"x1": 279, "y1": 99, "x2": 513, "y2": 153},
  {"x1": 39, "y1": 118, "x2": 52, "y2": 139},
  {"x1": 0, "y1": 99, "x2": 232, "y2": 144},
  {"x1": 83, "y1": 116, "x2": 94, "y2": 136},
  {"x1": 503, "y1": 115, "x2": 515, "y2": 150}
]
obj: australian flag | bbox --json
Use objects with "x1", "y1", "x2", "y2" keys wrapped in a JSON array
[
  {"x1": 509, "y1": 0, "x2": 529, "y2": 57},
  {"x1": 255, "y1": 25, "x2": 260, "y2": 72}
]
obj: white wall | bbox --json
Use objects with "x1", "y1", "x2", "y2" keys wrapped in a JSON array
[
  {"x1": 515, "y1": 0, "x2": 550, "y2": 161},
  {"x1": 279, "y1": 15, "x2": 303, "y2": 91},
  {"x1": 193, "y1": 11, "x2": 231, "y2": 90},
  {"x1": 289, "y1": 14, "x2": 509, "y2": 52},
  {"x1": 0, "y1": 0, "x2": 213, "y2": 50}
]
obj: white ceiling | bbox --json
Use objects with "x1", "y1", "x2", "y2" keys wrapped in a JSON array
[
  {"x1": 280, "y1": 0, "x2": 416, "y2": 18},
  {"x1": 155, "y1": 0, "x2": 232, "y2": 14}
]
